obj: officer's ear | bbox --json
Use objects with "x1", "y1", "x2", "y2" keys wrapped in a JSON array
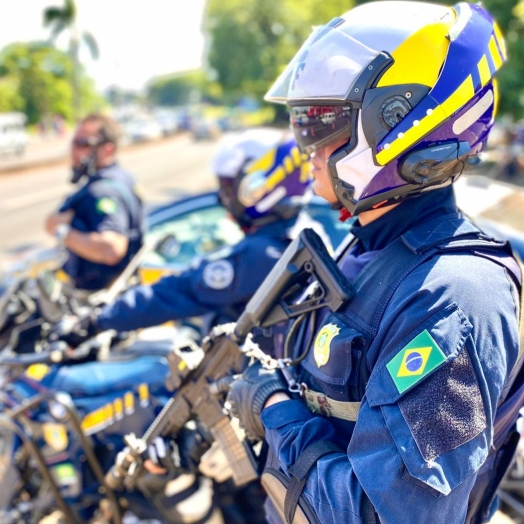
[{"x1": 97, "y1": 141, "x2": 117, "y2": 163}]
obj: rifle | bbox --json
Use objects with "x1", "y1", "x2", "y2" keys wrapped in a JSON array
[{"x1": 104, "y1": 227, "x2": 355, "y2": 490}]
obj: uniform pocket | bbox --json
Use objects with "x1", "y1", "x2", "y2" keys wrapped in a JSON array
[
  {"x1": 365, "y1": 304, "x2": 491, "y2": 495},
  {"x1": 300, "y1": 312, "x2": 367, "y2": 402}
]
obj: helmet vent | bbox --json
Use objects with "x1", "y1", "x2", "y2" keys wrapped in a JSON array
[{"x1": 380, "y1": 96, "x2": 412, "y2": 129}]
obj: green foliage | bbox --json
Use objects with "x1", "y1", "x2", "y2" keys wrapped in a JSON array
[
  {"x1": 205, "y1": 0, "x2": 354, "y2": 102},
  {"x1": 147, "y1": 70, "x2": 211, "y2": 106},
  {"x1": 0, "y1": 42, "x2": 102, "y2": 125}
]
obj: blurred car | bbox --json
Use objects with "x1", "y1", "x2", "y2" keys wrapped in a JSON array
[
  {"x1": 124, "y1": 117, "x2": 163, "y2": 143},
  {"x1": 190, "y1": 118, "x2": 221, "y2": 141},
  {"x1": 0, "y1": 112, "x2": 28, "y2": 157}
]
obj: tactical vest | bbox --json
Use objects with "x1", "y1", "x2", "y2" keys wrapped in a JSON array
[{"x1": 262, "y1": 213, "x2": 524, "y2": 524}]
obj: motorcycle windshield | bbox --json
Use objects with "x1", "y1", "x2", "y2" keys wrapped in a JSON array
[{"x1": 265, "y1": 23, "x2": 380, "y2": 104}]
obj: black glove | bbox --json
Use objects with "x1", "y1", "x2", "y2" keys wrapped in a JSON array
[
  {"x1": 147, "y1": 422, "x2": 213, "y2": 475},
  {"x1": 227, "y1": 361, "x2": 289, "y2": 441},
  {"x1": 51, "y1": 312, "x2": 100, "y2": 348}
]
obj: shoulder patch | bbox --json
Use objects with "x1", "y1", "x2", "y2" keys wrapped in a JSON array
[
  {"x1": 96, "y1": 197, "x2": 118, "y2": 214},
  {"x1": 203, "y1": 260, "x2": 234, "y2": 290},
  {"x1": 386, "y1": 329, "x2": 446, "y2": 394}
]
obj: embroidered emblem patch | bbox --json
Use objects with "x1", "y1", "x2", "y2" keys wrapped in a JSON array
[
  {"x1": 96, "y1": 197, "x2": 118, "y2": 214},
  {"x1": 314, "y1": 323, "x2": 340, "y2": 367},
  {"x1": 387, "y1": 329, "x2": 446, "y2": 394},
  {"x1": 203, "y1": 260, "x2": 234, "y2": 289},
  {"x1": 42, "y1": 422, "x2": 69, "y2": 452}
]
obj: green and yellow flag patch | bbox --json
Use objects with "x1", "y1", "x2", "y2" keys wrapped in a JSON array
[
  {"x1": 96, "y1": 197, "x2": 118, "y2": 214},
  {"x1": 386, "y1": 329, "x2": 446, "y2": 394}
]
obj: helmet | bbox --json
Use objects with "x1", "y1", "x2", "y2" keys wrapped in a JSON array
[
  {"x1": 211, "y1": 128, "x2": 312, "y2": 228},
  {"x1": 265, "y1": 1, "x2": 506, "y2": 215}
]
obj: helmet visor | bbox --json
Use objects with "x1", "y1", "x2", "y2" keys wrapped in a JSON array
[
  {"x1": 265, "y1": 23, "x2": 380, "y2": 104},
  {"x1": 291, "y1": 105, "x2": 352, "y2": 153}
]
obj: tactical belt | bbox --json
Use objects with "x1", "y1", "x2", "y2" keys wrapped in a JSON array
[{"x1": 304, "y1": 388, "x2": 360, "y2": 422}]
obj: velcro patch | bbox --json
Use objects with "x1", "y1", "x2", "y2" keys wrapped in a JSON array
[{"x1": 399, "y1": 347, "x2": 486, "y2": 462}]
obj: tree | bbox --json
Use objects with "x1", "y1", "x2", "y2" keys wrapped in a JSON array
[
  {"x1": 43, "y1": 0, "x2": 99, "y2": 121},
  {"x1": 204, "y1": 0, "x2": 355, "y2": 103},
  {"x1": 148, "y1": 71, "x2": 208, "y2": 107},
  {"x1": 0, "y1": 42, "x2": 102, "y2": 125}
]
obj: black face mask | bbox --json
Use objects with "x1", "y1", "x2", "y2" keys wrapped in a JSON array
[{"x1": 71, "y1": 149, "x2": 98, "y2": 184}]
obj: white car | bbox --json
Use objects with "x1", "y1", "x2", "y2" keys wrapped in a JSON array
[{"x1": 0, "y1": 112, "x2": 28, "y2": 156}]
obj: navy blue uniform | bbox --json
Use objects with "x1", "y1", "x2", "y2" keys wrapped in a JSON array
[
  {"x1": 97, "y1": 219, "x2": 296, "y2": 333},
  {"x1": 261, "y1": 187, "x2": 520, "y2": 524},
  {"x1": 60, "y1": 163, "x2": 144, "y2": 291}
]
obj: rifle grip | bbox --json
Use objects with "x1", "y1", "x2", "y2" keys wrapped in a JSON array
[{"x1": 210, "y1": 417, "x2": 258, "y2": 486}]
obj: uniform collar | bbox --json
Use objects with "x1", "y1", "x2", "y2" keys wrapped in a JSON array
[{"x1": 351, "y1": 186, "x2": 458, "y2": 253}]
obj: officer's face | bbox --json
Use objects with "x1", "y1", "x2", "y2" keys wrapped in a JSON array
[
  {"x1": 71, "y1": 121, "x2": 114, "y2": 168},
  {"x1": 310, "y1": 138, "x2": 347, "y2": 204}
]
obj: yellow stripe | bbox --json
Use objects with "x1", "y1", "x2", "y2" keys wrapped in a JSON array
[
  {"x1": 246, "y1": 148, "x2": 276, "y2": 174},
  {"x1": 493, "y1": 78, "x2": 500, "y2": 118},
  {"x1": 376, "y1": 76, "x2": 475, "y2": 166},
  {"x1": 138, "y1": 383, "x2": 149, "y2": 406},
  {"x1": 377, "y1": 14, "x2": 454, "y2": 88},
  {"x1": 113, "y1": 398, "x2": 124, "y2": 419},
  {"x1": 477, "y1": 55, "x2": 491, "y2": 87},
  {"x1": 81, "y1": 407, "x2": 107, "y2": 433},
  {"x1": 488, "y1": 35, "x2": 503, "y2": 70},
  {"x1": 266, "y1": 166, "x2": 286, "y2": 191},
  {"x1": 493, "y1": 22, "x2": 507, "y2": 60},
  {"x1": 124, "y1": 391, "x2": 135, "y2": 414}
]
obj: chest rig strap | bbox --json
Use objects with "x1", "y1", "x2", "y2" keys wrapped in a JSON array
[{"x1": 304, "y1": 388, "x2": 360, "y2": 421}]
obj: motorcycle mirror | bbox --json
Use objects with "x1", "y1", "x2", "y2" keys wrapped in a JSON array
[{"x1": 155, "y1": 234, "x2": 181, "y2": 259}]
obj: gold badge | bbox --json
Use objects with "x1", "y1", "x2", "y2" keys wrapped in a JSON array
[
  {"x1": 42, "y1": 423, "x2": 69, "y2": 452},
  {"x1": 314, "y1": 323, "x2": 340, "y2": 367}
]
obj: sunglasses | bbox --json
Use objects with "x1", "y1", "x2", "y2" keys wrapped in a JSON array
[{"x1": 72, "y1": 137, "x2": 106, "y2": 148}]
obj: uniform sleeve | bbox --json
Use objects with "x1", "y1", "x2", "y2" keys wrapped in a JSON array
[
  {"x1": 97, "y1": 236, "x2": 286, "y2": 332},
  {"x1": 77, "y1": 183, "x2": 130, "y2": 236},
  {"x1": 261, "y1": 254, "x2": 520, "y2": 524}
]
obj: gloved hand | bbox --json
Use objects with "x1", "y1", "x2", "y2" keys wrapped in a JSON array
[
  {"x1": 50, "y1": 312, "x2": 100, "y2": 348},
  {"x1": 146, "y1": 422, "x2": 213, "y2": 475},
  {"x1": 227, "y1": 361, "x2": 289, "y2": 441}
]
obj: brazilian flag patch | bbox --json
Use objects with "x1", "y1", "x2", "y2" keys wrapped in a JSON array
[
  {"x1": 386, "y1": 330, "x2": 446, "y2": 394},
  {"x1": 96, "y1": 197, "x2": 118, "y2": 214}
]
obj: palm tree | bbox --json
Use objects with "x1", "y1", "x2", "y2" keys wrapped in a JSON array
[{"x1": 43, "y1": 0, "x2": 99, "y2": 121}]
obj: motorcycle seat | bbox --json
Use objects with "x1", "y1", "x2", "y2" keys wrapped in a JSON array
[{"x1": 49, "y1": 356, "x2": 169, "y2": 397}]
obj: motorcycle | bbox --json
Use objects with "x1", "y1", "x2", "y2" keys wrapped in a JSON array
[{"x1": 0, "y1": 269, "x2": 215, "y2": 524}]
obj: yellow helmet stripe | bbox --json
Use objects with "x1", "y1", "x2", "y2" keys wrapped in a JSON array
[
  {"x1": 488, "y1": 35, "x2": 503, "y2": 70},
  {"x1": 493, "y1": 22, "x2": 507, "y2": 60},
  {"x1": 477, "y1": 55, "x2": 492, "y2": 88},
  {"x1": 376, "y1": 76, "x2": 475, "y2": 166},
  {"x1": 377, "y1": 15, "x2": 454, "y2": 88},
  {"x1": 245, "y1": 147, "x2": 276, "y2": 174}
]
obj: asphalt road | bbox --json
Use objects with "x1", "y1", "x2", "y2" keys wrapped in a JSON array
[{"x1": 0, "y1": 133, "x2": 219, "y2": 270}]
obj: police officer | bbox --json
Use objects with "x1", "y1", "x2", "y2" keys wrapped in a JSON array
[
  {"x1": 45, "y1": 113, "x2": 144, "y2": 292},
  {"x1": 63, "y1": 128, "x2": 312, "y2": 341},
  {"x1": 227, "y1": 3, "x2": 523, "y2": 524},
  {"x1": 59, "y1": 128, "x2": 312, "y2": 524}
]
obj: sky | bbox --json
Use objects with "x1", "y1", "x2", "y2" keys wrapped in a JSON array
[{"x1": 0, "y1": 0, "x2": 207, "y2": 91}]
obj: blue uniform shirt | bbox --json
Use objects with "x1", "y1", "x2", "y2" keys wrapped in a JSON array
[
  {"x1": 261, "y1": 187, "x2": 520, "y2": 524},
  {"x1": 97, "y1": 219, "x2": 296, "y2": 333},
  {"x1": 60, "y1": 163, "x2": 144, "y2": 290}
]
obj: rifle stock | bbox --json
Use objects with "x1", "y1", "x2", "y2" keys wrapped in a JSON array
[{"x1": 105, "y1": 228, "x2": 353, "y2": 490}]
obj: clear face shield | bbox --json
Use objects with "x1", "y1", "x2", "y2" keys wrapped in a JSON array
[{"x1": 265, "y1": 21, "x2": 394, "y2": 213}]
